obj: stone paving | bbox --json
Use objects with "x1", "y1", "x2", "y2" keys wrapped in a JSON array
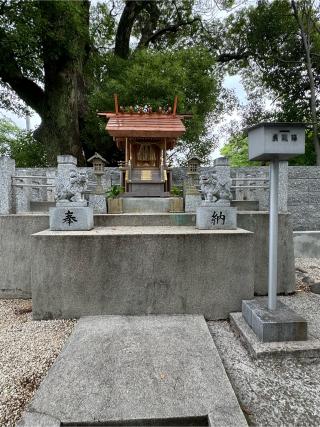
[{"x1": 18, "y1": 315, "x2": 247, "y2": 427}]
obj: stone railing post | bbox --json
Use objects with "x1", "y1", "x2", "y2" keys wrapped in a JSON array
[
  {"x1": 46, "y1": 169, "x2": 56, "y2": 202},
  {"x1": 15, "y1": 177, "x2": 31, "y2": 213},
  {"x1": 0, "y1": 156, "x2": 15, "y2": 214},
  {"x1": 55, "y1": 155, "x2": 77, "y2": 199}
]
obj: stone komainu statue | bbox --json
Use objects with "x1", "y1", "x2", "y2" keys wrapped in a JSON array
[
  {"x1": 200, "y1": 173, "x2": 232, "y2": 203},
  {"x1": 55, "y1": 169, "x2": 88, "y2": 203}
]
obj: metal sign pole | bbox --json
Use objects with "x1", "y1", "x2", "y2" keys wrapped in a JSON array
[{"x1": 268, "y1": 158, "x2": 279, "y2": 311}]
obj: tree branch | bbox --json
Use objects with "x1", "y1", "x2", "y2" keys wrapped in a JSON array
[
  {"x1": 0, "y1": 32, "x2": 45, "y2": 115},
  {"x1": 216, "y1": 52, "x2": 247, "y2": 62},
  {"x1": 138, "y1": 17, "x2": 201, "y2": 48},
  {"x1": 114, "y1": 0, "x2": 146, "y2": 59},
  {"x1": 136, "y1": 2, "x2": 160, "y2": 49}
]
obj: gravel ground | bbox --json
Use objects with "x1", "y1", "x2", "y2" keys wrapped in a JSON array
[
  {"x1": 0, "y1": 299, "x2": 75, "y2": 427},
  {"x1": 2, "y1": 258, "x2": 320, "y2": 427},
  {"x1": 208, "y1": 256, "x2": 320, "y2": 427},
  {"x1": 296, "y1": 257, "x2": 320, "y2": 290},
  {"x1": 208, "y1": 308, "x2": 320, "y2": 426}
]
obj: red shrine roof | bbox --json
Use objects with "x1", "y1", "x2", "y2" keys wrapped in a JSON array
[{"x1": 98, "y1": 112, "x2": 186, "y2": 139}]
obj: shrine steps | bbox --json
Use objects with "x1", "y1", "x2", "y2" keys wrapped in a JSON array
[{"x1": 120, "y1": 197, "x2": 181, "y2": 213}]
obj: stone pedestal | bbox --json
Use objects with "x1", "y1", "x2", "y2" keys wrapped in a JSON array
[
  {"x1": 49, "y1": 203, "x2": 93, "y2": 231},
  {"x1": 196, "y1": 202, "x2": 237, "y2": 230},
  {"x1": 89, "y1": 194, "x2": 107, "y2": 213},
  {"x1": 169, "y1": 197, "x2": 183, "y2": 212},
  {"x1": 15, "y1": 177, "x2": 31, "y2": 213},
  {"x1": 242, "y1": 298, "x2": 307, "y2": 342}
]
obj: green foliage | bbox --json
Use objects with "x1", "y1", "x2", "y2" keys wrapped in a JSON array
[
  {"x1": 221, "y1": 129, "x2": 317, "y2": 167},
  {"x1": 106, "y1": 184, "x2": 124, "y2": 199},
  {"x1": 289, "y1": 131, "x2": 317, "y2": 166},
  {"x1": 90, "y1": 47, "x2": 219, "y2": 162},
  {"x1": 217, "y1": 0, "x2": 320, "y2": 165},
  {"x1": 0, "y1": 119, "x2": 47, "y2": 167},
  {"x1": 170, "y1": 185, "x2": 183, "y2": 197},
  {"x1": 220, "y1": 133, "x2": 260, "y2": 167}
]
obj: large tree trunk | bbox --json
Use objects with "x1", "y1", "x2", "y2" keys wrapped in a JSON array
[
  {"x1": 35, "y1": 68, "x2": 84, "y2": 165},
  {"x1": 34, "y1": 1, "x2": 90, "y2": 165}
]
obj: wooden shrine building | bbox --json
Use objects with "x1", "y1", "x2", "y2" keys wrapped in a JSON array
[{"x1": 98, "y1": 96, "x2": 187, "y2": 197}]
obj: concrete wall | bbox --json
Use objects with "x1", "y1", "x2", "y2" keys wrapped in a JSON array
[
  {"x1": 31, "y1": 227, "x2": 254, "y2": 320},
  {"x1": 0, "y1": 215, "x2": 49, "y2": 298},
  {"x1": 288, "y1": 167, "x2": 320, "y2": 231},
  {"x1": 238, "y1": 212, "x2": 295, "y2": 295}
]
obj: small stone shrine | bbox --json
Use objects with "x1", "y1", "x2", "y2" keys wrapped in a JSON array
[
  {"x1": 196, "y1": 157, "x2": 237, "y2": 229},
  {"x1": 49, "y1": 155, "x2": 94, "y2": 231},
  {"x1": 87, "y1": 152, "x2": 107, "y2": 214}
]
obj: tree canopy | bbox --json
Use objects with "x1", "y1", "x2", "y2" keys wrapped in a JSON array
[
  {"x1": 1, "y1": 0, "x2": 319, "y2": 166},
  {"x1": 0, "y1": 0, "x2": 228, "y2": 165},
  {"x1": 215, "y1": 0, "x2": 320, "y2": 164}
]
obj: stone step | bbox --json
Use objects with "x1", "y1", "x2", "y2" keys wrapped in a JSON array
[
  {"x1": 95, "y1": 213, "x2": 195, "y2": 227},
  {"x1": 30, "y1": 201, "x2": 55, "y2": 212},
  {"x1": 122, "y1": 197, "x2": 172, "y2": 213},
  {"x1": 122, "y1": 191, "x2": 170, "y2": 198},
  {"x1": 231, "y1": 200, "x2": 259, "y2": 211}
]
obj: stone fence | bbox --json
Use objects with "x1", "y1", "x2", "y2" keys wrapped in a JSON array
[{"x1": 0, "y1": 156, "x2": 319, "y2": 230}]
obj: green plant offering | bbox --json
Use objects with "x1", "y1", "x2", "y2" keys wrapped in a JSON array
[
  {"x1": 106, "y1": 185, "x2": 124, "y2": 199},
  {"x1": 170, "y1": 186, "x2": 183, "y2": 197}
]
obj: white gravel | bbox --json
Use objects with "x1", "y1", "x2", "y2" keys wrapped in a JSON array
[
  {"x1": 0, "y1": 299, "x2": 75, "y2": 427},
  {"x1": 1, "y1": 258, "x2": 319, "y2": 426}
]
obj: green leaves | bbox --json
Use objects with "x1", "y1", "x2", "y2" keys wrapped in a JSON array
[
  {"x1": 220, "y1": 133, "x2": 260, "y2": 167},
  {"x1": 0, "y1": 118, "x2": 47, "y2": 167},
  {"x1": 90, "y1": 47, "x2": 219, "y2": 162}
]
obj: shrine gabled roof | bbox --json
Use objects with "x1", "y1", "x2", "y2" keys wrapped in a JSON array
[{"x1": 98, "y1": 113, "x2": 186, "y2": 138}]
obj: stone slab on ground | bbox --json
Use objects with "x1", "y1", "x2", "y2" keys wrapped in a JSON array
[
  {"x1": 242, "y1": 298, "x2": 307, "y2": 342},
  {"x1": 18, "y1": 315, "x2": 247, "y2": 427},
  {"x1": 31, "y1": 226, "x2": 254, "y2": 320},
  {"x1": 231, "y1": 293, "x2": 320, "y2": 358}
]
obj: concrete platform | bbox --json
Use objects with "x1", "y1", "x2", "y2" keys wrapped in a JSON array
[
  {"x1": 31, "y1": 226, "x2": 254, "y2": 320},
  {"x1": 18, "y1": 315, "x2": 247, "y2": 427},
  {"x1": 0, "y1": 212, "x2": 295, "y2": 299}
]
